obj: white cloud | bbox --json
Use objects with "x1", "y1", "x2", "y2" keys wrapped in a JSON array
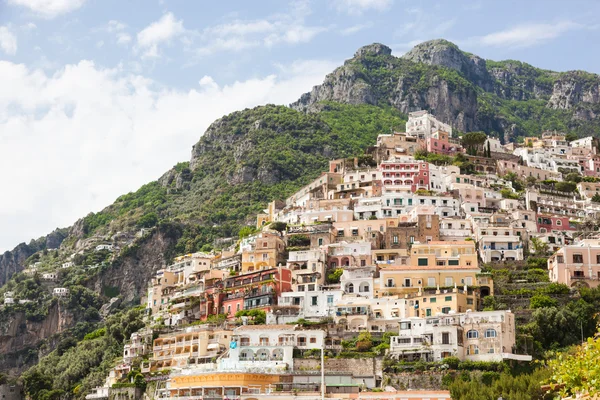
[
  {"x1": 21, "y1": 22, "x2": 38, "y2": 30},
  {"x1": 340, "y1": 23, "x2": 372, "y2": 36},
  {"x1": 473, "y1": 21, "x2": 582, "y2": 48},
  {"x1": 264, "y1": 26, "x2": 327, "y2": 47},
  {"x1": 137, "y1": 12, "x2": 184, "y2": 58},
  {"x1": 0, "y1": 26, "x2": 18, "y2": 55},
  {"x1": 7, "y1": 0, "x2": 86, "y2": 18},
  {"x1": 0, "y1": 58, "x2": 337, "y2": 252},
  {"x1": 189, "y1": 3, "x2": 326, "y2": 58},
  {"x1": 103, "y1": 20, "x2": 132, "y2": 47},
  {"x1": 333, "y1": 0, "x2": 392, "y2": 14}
]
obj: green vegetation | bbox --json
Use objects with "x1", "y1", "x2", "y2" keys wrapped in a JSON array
[
  {"x1": 22, "y1": 307, "x2": 145, "y2": 400},
  {"x1": 235, "y1": 309, "x2": 266, "y2": 325},
  {"x1": 448, "y1": 368, "x2": 551, "y2": 400},
  {"x1": 547, "y1": 328, "x2": 600, "y2": 397}
]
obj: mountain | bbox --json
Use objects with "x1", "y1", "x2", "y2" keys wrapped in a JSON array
[
  {"x1": 292, "y1": 39, "x2": 600, "y2": 142},
  {"x1": 2, "y1": 39, "x2": 600, "y2": 379}
]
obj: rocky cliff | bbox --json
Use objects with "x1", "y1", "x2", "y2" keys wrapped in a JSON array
[
  {"x1": 292, "y1": 39, "x2": 600, "y2": 139},
  {"x1": 0, "y1": 229, "x2": 67, "y2": 287}
]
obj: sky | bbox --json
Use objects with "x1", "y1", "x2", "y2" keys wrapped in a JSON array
[{"x1": 1, "y1": 0, "x2": 600, "y2": 252}]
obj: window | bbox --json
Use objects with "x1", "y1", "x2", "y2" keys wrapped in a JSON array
[
  {"x1": 442, "y1": 307, "x2": 451, "y2": 314},
  {"x1": 442, "y1": 332, "x2": 450, "y2": 345},
  {"x1": 310, "y1": 337, "x2": 317, "y2": 343},
  {"x1": 596, "y1": 254, "x2": 600, "y2": 264},
  {"x1": 445, "y1": 277, "x2": 453, "y2": 286},
  {"x1": 327, "y1": 295, "x2": 334, "y2": 305},
  {"x1": 467, "y1": 298, "x2": 474, "y2": 305},
  {"x1": 448, "y1": 259, "x2": 459, "y2": 266},
  {"x1": 467, "y1": 330, "x2": 479, "y2": 339},
  {"x1": 430, "y1": 297, "x2": 437, "y2": 303},
  {"x1": 557, "y1": 255, "x2": 564, "y2": 263},
  {"x1": 311, "y1": 296, "x2": 318, "y2": 306},
  {"x1": 418, "y1": 258, "x2": 428, "y2": 266},
  {"x1": 556, "y1": 220, "x2": 562, "y2": 226},
  {"x1": 318, "y1": 238, "x2": 323, "y2": 246},
  {"x1": 445, "y1": 296, "x2": 452, "y2": 301},
  {"x1": 404, "y1": 278, "x2": 411, "y2": 288},
  {"x1": 485, "y1": 329, "x2": 497, "y2": 338},
  {"x1": 427, "y1": 277, "x2": 436, "y2": 287},
  {"x1": 410, "y1": 236, "x2": 415, "y2": 244},
  {"x1": 426, "y1": 308, "x2": 432, "y2": 316},
  {"x1": 573, "y1": 254, "x2": 584, "y2": 263},
  {"x1": 237, "y1": 304, "x2": 240, "y2": 311},
  {"x1": 393, "y1": 235, "x2": 399, "y2": 244},
  {"x1": 466, "y1": 344, "x2": 479, "y2": 355}
]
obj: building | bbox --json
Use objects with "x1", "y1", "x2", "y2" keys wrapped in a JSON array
[
  {"x1": 406, "y1": 110, "x2": 452, "y2": 139},
  {"x1": 548, "y1": 239, "x2": 600, "y2": 288},
  {"x1": 241, "y1": 233, "x2": 287, "y2": 273},
  {"x1": 389, "y1": 310, "x2": 530, "y2": 362},
  {"x1": 379, "y1": 157, "x2": 430, "y2": 193},
  {"x1": 52, "y1": 288, "x2": 70, "y2": 297},
  {"x1": 223, "y1": 325, "x2": 325, "y2": 371},
  {"x1": 141, "y1": 326, "x2": 232, "y2": 373},
  {"x1": 426, "y1": 130, "x2": 461, "y2": 155}
]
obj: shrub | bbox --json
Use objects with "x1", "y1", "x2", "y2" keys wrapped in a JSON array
[{"x1": 530, "y1": 294, "x2": 558, "y2": 309}]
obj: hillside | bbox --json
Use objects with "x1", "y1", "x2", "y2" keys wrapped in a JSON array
[
  {"x1": 293, "y1": 40, "x2": 600, "y2": 142},
  {"x1": 3, "y1": 39, "x2": 600, "y2": 381}
]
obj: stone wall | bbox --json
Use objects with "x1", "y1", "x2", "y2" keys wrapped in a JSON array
[
  {"x1": 0, "y1": 384, "x2": 23, "y2": 400},
  {"x1": 294, "y1": 357, "x2": 383, "y2": 377},
  {"x1": 387, "y1": 372, "x2": 445, "y2": 390},
  {"x1": 109, "y1": 387, "x2": 144, "y2": 400}
]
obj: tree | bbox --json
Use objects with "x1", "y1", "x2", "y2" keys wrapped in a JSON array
[
  {"x1": 547, "y1": 328, "x2": 600, "y2": 398},
  {"x1": 238, "y1": 226, "x2": 256, "y2": 239},
  {"x1": 530, "y1": 237, "x2": 549, "y2": 257},
  {"x1": 529, "y1": 294, "x2": 558, "y2": 309},
  {"x1": 136, "y1": 212, "x2": 158, "y2": 228},
  {"x1": 564, "y1": 172, "x2": 582, "y2": 183},
  {"x1": 592, "y1": 193, "x2": 600, "y2": 203},
  {"x1": 555, "y1": 181, "x2": 577, "y2": 193},
  {"x1": 486, "y1": 140, "x2": 491, "y2": 158},
  {"x1": 269, "y1": 221, "x2": 287, "y2": 234},
  {"x1": 461, "y1": 132, "x2": 488, "y2": 156},
  {"x1": 565, "y1": 132, "x2": 578, "y2": 142}
]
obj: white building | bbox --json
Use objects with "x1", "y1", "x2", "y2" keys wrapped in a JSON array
[
  {"x1": 62, "y1": 261, "x2": 74, "y2": 269},
  {"x1": 42, "y1": 273, "x2": 57, "y2": 281},
  {"x1": 389, "y1": 310, "x2": 531, "y2": 362},
  {"x1": 53, "y1": 287, "x2": 70, "y2": 297},
  {"x1": 276, "y1": 289, "x2": 344, "y2": 321},
  {"x1": 95, "y1": 244, "x2": 114, "y2": 252},
  {"x1": 406, "y1": 110, "x2": 452, "y2": 139},
  {"x1": 223, "y1": 325, "x2": 325, "y2": 372},
  {"x1": 340, "y1": 266, "x2": 375, "y2": 298},
  {"x1": 3, "y1": 292, "x2": 15, "y2": 305}
]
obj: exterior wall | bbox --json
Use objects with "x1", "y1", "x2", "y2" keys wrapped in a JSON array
[{"x1": 548, "y1": 240, "x2": 600, "y2": 288}]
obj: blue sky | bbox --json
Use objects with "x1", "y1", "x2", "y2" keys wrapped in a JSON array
[{"x1": 1, "y1": 0, "x2": 600, "y2": 252}]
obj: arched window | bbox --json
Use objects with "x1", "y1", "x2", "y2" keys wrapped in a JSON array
[
  {"x1": 484, "y1": 329, "x2": 497, "y2": 338},
  {"x1": 346, "y1": 283, "x2": 354, "y2": 293},
  {"x1": 466, "y1": 344, "x2": 479, "y2": 355},
  {"x1": 556, "y1": 220, "x2": 562, "y2": 226},
  {"x1": 466, "y1": 330, "x2": 479, "y2": 339}
]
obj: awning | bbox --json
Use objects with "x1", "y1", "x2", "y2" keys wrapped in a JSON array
[{"x1": 207, "y1": 343, "x2": 220, "y2": 350}]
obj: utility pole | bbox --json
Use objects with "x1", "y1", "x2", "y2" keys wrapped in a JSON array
[{"x1": 321, "y1": 346, "x2": 325, "y2": 400}]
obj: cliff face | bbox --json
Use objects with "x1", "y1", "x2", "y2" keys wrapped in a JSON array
[
  {"x1": 292, "y1": 40, "x2": 600, "y2": 138},
  {"x1": 0, "y1": 301, "x2": 73, "y2": 375},
  {"x1": 0, "y1": 229, "x2": 67, "y2": 287},
  {"x1": 92, "y1": 224, "x2": 182, "y2": 303}
]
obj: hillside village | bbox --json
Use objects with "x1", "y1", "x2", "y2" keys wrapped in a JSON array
[{"x1": 3, "y1": 110, "x2": 596, "y2": 399}]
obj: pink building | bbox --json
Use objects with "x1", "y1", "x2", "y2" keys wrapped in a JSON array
[
  {"x1": 426, "y1": 130, "x2": 462, "y2": 155},
  {"x1": 536, "y1": 214, "x2": 575, "y2": 233},
  {"x1": 548, "y1": 240, "x2": 600, "y2": 288},
  {"x1": 380, "y1": 157, "x2": 430, "y2": 193}
]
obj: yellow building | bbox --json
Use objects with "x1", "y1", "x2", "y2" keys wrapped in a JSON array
[
  {"x1": 241, "y1": 233, "x2": 286, "y2": 272},
  {"x1": 408, "y1": 241, "x2": 478, "y2": 269},
  {"x1": 142, "y1": 327, "x2": 232, "y2": 372},
  {"x1": 167, "y1": 371, "x2": 281, "y2": 399},
  {"x1": 407, "y1": 288, "x2": 480, "y2": 317}
]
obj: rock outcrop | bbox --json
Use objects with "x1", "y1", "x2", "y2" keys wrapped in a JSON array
[{"x1": 292, "y1": 39, "x2": 600, "y2": 138}]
